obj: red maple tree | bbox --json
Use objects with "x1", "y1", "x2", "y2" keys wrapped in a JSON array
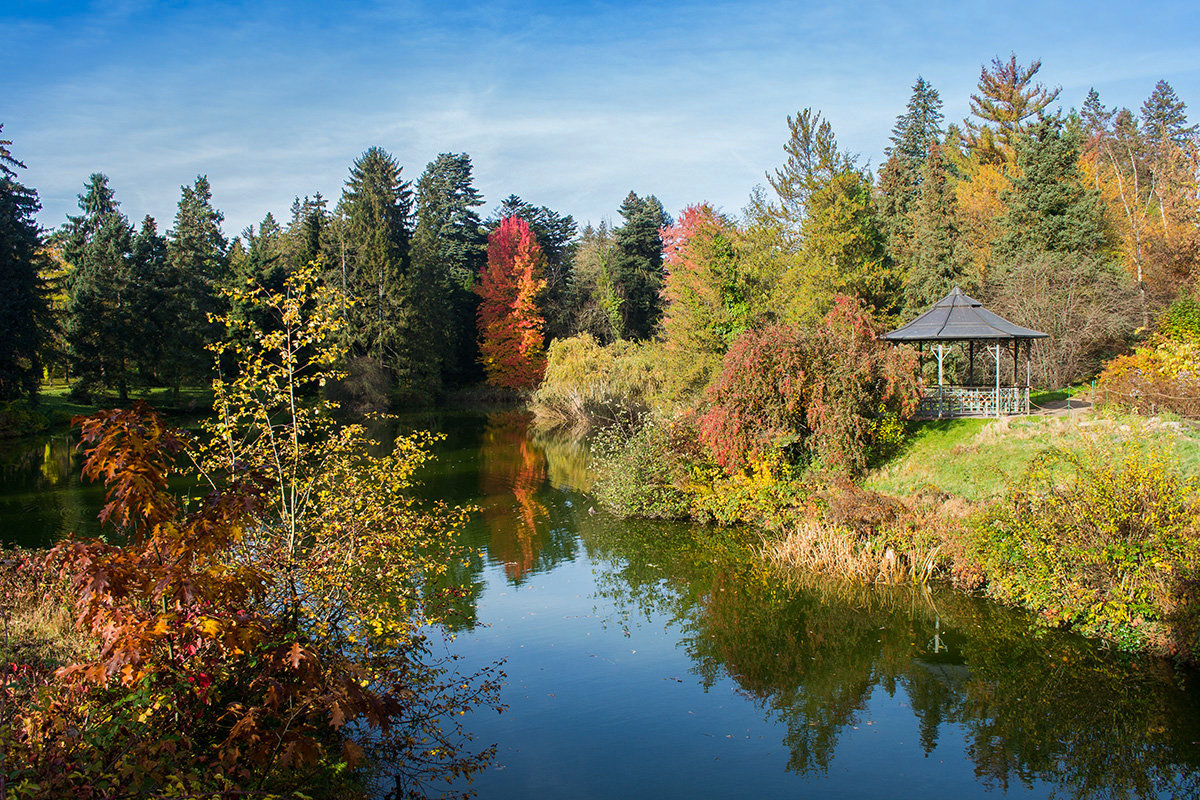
[{"x1": 476, "y1": 216, "x2": 547, "y2": 391}]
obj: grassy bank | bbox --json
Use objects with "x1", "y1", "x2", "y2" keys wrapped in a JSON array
[
  {"x1": 868, "y1": 412, "x2": 1200, "y2": 501},
  {"x1": 1, "y1": 384, "x2": 216, "y2": 439}
]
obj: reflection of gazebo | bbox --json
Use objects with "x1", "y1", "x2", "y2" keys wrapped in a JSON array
[{"x1": 881, "y1": 287, "x2": 1048, "y2": 418}]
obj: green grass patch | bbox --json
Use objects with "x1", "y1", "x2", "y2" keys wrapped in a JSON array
[
  {"x1": 867, "y1": 416, "x2": 1071, "y2": 502},
  {"x1": 867, "y1": 412, "x2": 1200, "y2": 502},
  {"x1": 35, "y1": 383, "x2": 215, "y2": 429}
]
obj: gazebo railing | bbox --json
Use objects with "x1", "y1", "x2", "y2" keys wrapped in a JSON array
[{"x1": 916, "y1": 385, "x2": 1030, "y2": 418}]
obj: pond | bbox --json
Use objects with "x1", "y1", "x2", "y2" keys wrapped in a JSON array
[{"x1": 4, "y1": 411, "x2": 1200, "y2": 798}]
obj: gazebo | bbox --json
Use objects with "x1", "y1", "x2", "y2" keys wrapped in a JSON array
[{"x1": 881, "y1": 287, "x2": 1049, "y2": 418}]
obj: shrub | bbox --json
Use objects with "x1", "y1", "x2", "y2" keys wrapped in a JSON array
[
  {"x1": 1159, "y1": 292, "x2": 1200, "y2": 343},
  {"x1": 531, "y1": 334, "x2": 662, "y2": 431},
  {"x1": 699, "y1": 296, "x2": 919, "y2": 476},
  {"x1": 0, "y1": 399, "x2": 49, "y2": 438},
  {"x1": 690, "y1": 452, "x2": 815, "y2": 529},
  {"x1": 590, "y1": 415, "x2": 706, "y2": 519},
  {"x1": 981, "y1": 435, "x2": 1200, "y2": 652},
  {"x1": 1098, "y1": 335, "x2": 1200, "y2": 418}
]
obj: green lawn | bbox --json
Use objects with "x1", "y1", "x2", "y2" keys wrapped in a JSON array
[{"x1": 866, "y1": 412, "x2": 1200, "y2": 502}]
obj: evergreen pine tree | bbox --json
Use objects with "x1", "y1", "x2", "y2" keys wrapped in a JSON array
[
  {"x1": 905, "y1": 143, "x2": 968, "y2": 311},
  {"x1": 60, "y1": 174, "x2": 137, "y2": 400},
  {"x1": 1141, "y1": 80, "x2": 1198, "y2": 156},
  {"x1": 994, "y1": 116, "x2": 1110, "y2": 261},
  {"x1": 411, "y1": 153, "x2": 486, "y2": 386},
  {"x1": 130, "y1": 215, "x2": 169, "y2": 384},
  {"x1": 966, "y1": 54, "x2": 1061, "y2": 154},
  {"x1": 230, "y1": 213, "x2": 288, "y2": 341},
  {"x1": 612, "y1": 191, "x2": 670, "y2": 340},
  {"x1": 0, "y1": 124, "x2": 50, "y2": 400},
  {"x1": 165, "y1": 175, "x2": 229, "y2": 393},
  {"x1": 878, "y1": 77, "x2": 945, "y2": 264},
  {"x1": 339, "y1": 146, "x2": 414, "y2": 385}
]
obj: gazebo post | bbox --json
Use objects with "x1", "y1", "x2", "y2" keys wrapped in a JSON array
[
  {"x1": 936, "y1": 343, "x2": 945, "y2": 419},
  {"x1": 968, "y1": 341, "x2": 975, "y2": 386},
  {"x1": 992, "y1": 343, "x2": 1001, "y2": 418},
  {"x1": 1025, "y1": 340, "x2": 1032, "y2": 413}
]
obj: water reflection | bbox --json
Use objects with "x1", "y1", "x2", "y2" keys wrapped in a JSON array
[
  {"x1": 0, "y1": 434, "x2": 101, "y2": 547},
  {"x1": 477, "y1": 412, "x2": 578, "y2": 583},
  {"x1": 579, "y1": 516, "x2": 1200, "y2": 799}
]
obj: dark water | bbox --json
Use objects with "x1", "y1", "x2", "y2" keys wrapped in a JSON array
[{"x1": 5, "y1": 412, "x2": 1200, "y2": 798}]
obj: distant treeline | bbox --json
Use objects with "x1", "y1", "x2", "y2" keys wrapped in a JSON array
[{"x1": 2, "y1": 53, "x2": 1198, "y2": 405}]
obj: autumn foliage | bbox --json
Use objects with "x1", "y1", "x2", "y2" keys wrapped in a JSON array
[
  {"x1": 659, "y1": 203, "x2": 746, "y2": 355},
  {"x1": 477, "y1": 216, "x2": 547, "y2": 391},
  {"x1": 699, "y1": 296, "x2": 919, "y2": 476},
  {"x1": 5, "y1": 263, "x2": 502, "y2": 799}
]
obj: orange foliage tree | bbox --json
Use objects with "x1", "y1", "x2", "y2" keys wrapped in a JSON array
[{"x1": 476, "y1": 216, "x2": 547, "y2": 391}]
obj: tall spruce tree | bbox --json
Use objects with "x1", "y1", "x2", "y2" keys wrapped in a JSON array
[
  {"x1": 165, "y1": 175, "x2": 229, "y2": 393},
  {"x1": 612, "y1": 191, "x2": 671, "y2": 340},
  {"x1": 411, "y1": 153, "x2": 486, "y2": 386},
  {"x1": 60, "y1": 174, "x2": 138, "y2": 400},
  {"x1": 994, "y1": 115, "x2": 1110, "y2": 261},
  {"x1": 0, "y1": 125, "x2": 50, "y2": 400},
  {"x1": 130, "y1": 215, "x2": 169, "y2": 384},
  {"x1": 905, "y1": 143, "x2": 967, "y2": 311},
  {"x1": 339, "y1": 147, "x2": 414, "y2": 385},
  {"x1": 878, "y1": 77, "x2": 945, "y2": 265}
]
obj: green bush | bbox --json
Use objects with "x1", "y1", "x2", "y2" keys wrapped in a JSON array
[
  {"x1": 0, "y1": 399, "x2": 49, "y2": 438},
  {"x1": 1160, "y1": 292, "x2": 1200, "y2": 342},
  {"x1": 590, "y1": 415, "x2": 706, "y2": 519},
  {"x1": 980, "y1": 434, "x2": 1200, "y2": 653}
]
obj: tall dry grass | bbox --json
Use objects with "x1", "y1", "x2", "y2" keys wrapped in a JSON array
[{"x1": 761, "y1": 518, "x2": 942, "y2": 585}]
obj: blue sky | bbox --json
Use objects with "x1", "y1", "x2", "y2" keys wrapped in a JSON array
[{"x1": 4, "y1": 0, "x2": 1199, "y2": 237}]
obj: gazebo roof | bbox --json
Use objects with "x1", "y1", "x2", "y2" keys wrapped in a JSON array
[{"x1": 881, "y1": 287, "x2": 1048, "y2": 342}]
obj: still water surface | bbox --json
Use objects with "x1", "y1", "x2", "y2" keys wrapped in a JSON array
[{"x1": 3, "y1": 411, "x2": 1200, "y2": 798}]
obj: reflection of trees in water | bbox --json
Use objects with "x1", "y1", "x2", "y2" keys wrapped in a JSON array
[
  {"x1": 0, "y1": 434, "x2": 96, "y2": 546},
  {"x1": 530, "y1": 428, "x2": 594, "y2": 494},
  {"x1": 581, "y1": 518, "x2": 1200, "y2": 799},
  {"x1": 478, "y1": 412, "x2": 578, "y2": 583}
]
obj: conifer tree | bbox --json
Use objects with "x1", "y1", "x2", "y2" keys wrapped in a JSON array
[
  {"x1": 878, "y1": 77, "x2": 945, "y2": 265},
  {"x1": 994, "y1": 116, "x2": 1110, "y2": 260},
  {"x1": 0, "y1": 124, "x2": 50, "y2": 400},
  {"x1": 612, "y1": 191, "x2": 670, "y2": 340},
  {"x1": 130, "y1": 215, "x2": 169, "y2": 383},
  {"x1": 1141, "y1": 80, "x2": 1198, "y2": 157},
  {"x1": 905, "y1": 144, "x2": 968, "y2": 311},
  {"x1": 766, "y1": 109, "x2": 851, "y2": 228},
  {"x1": 411, "y1": 152, "x2": 487, "y2": 387},
  {"x1": 338, "y1": 146, "x2": 414, "y2": 384},
  {"x1": 60, "y1": 174, "x2": 138, "y2": 400},
  {"x1": 229, "y1": 213, "x2": 288, "y2": 341},
  {"x1": 966, "y1": 54, "x2": 1061, "y2": 155},
  {"x1": 165, "y1": 175, "x2": 229, "y2": 392}
]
